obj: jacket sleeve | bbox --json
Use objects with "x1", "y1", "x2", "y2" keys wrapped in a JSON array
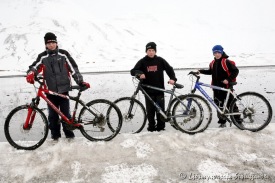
[
  {"x1": 226, "y1": 60, "x2": 239, "y2": 82},
  {"x1": 199, "y1": 62, "x2": 212, "y2": 75},
  {"x1": 61, "y1": 49, "x2": 83, "y2": 84},
  {"x1": 27, "y1": 52, "x2": 46, "y2": 75},
  {"x1": 162, "y1": 58, "x2": 177, "y2": 81},
  {"x1": 130, "y1": 59, "x2": 144, "y2": 76}
]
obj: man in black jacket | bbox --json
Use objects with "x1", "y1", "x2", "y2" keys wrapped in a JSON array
[
  {"x1": 131, "y1": 42, "x2": 177, "y2": 132},
  {"x1": 198, "y1": 45, "x2": 239, "y2": 128},
  {"x1": 26, "y1": 32, "x2": 90, "y2": 140}
]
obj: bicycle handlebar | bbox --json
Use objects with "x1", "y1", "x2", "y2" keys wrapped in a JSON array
[
  {"x1": 134, "y1": 75, "x2": 183, "y2": 89},
  {"x1": 71, "y1": 85, "x2": 89, "y2": 91},
  {"x1": 188, "y1": 71, "x2": 237, "y2": 87},
  {"x1": 32, "y1": 75, "x2": 88, "y2": 92}
]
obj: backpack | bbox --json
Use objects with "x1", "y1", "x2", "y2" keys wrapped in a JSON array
[{"x1": 210, "y1": 58, "x2": 237, "y2": 82}]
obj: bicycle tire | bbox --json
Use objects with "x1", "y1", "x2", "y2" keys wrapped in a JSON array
[
  {"x1": 4, "y1": 105, "x2": 49, "y2": 150},
  {"x1": 172, "y1": 94, "x2": 212, "y2": 134},
  {"x1": 229, "y1": 92, "x2": 273, "y2": 132},
  {"x1": 78, "y1": 99, "x2": 122, "y2": 141},
  {"x1": 113, "y1": 97, "x2": 147, "y2": 133}
]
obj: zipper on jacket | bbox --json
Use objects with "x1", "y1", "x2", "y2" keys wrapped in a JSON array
[
  {"x1": 50, "y1": 60, "x2": 55, "y2": 74},
  {"x1": 58, "y1": 61, "x2": 62, "y2": 73}
]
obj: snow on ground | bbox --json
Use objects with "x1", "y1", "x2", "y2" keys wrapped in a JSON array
[
  {"x1": 1, "y1": 0, "x2": 275, "y2": 182},
  {"x1": 1, "y1": 124, "x2": 275, "y2": 182}
]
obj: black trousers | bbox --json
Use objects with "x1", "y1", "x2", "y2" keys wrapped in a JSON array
[
  {"x1": 213, "y1": 89, "x2": 238, "y2": 124},
  {"x1": 145, "y1": 93, "x2": 165, "y2": 130},
  {"x1": 47, "y1": 93, "x2": 75, "y2": 138}
]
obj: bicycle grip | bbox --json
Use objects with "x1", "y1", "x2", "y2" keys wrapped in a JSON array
[{"x1": 71, "y1": 85, "x2": 81, "y2": 90}]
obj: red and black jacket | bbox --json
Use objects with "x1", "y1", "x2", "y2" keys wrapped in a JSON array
[{"x1": 199, "y1": 53, "x2": 239, "y2": 88}]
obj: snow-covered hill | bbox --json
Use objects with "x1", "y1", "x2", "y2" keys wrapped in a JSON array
[{"x1": 1, "y1": 0, "x2": 275, "y2": 76}]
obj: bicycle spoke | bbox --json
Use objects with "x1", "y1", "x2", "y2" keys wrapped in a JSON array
[
  {"x1": 114, "y1": 97, "x2": 146, "y2": 133},
  {"x1": 79, "y1": 99, "x2": 122, "y2": 141},
  {"x1": 4, "y1": 105, "x2": 48, "y2": 150},
  {"x1": 230, "y1": 92, "x2": 272, "y2": 131}
]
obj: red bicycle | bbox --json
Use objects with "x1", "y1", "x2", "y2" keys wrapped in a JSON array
[{"x1": 4, "y1": 76, "x2": 122, "y2": 150}]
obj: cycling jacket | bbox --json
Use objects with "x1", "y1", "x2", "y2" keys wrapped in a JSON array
[{"x1": 28, "y1": 48, "x2": 83, "y2": 93}]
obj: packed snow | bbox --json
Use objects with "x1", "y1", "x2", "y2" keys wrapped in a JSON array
[{"x1": 0, "y1": 0, "x2": 275, "y2": 182}]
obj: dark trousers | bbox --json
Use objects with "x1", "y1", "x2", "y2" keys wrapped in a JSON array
[
  {"x1": 145, "y1": 93, "x2": 165, "y2": 130},
  {"x1": 213, "y1": 89, "x2": 238, "y2": 124},
  {"x1": 47, "y1": 94, "x2": 74, "y2": 138}
]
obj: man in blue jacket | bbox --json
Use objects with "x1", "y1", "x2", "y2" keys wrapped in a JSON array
[{"x1": 131, "y1": 42, "x2": 177, "y2": 132}]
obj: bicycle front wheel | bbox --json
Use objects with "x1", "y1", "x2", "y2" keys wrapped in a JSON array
[
  {"x1": 4, "y1": 105, "x2": 49, "y2": 150},
  {"x1": 230, "y1": 92, "x2": 273, "y2": 131},
  {"x1": 113, "y1": 97, "x2": 147, "y2": 133},
  {"x1": 78, "y1": 99, "x2": 122, "y2": 141},
  {"x1": 172, "y1": 94, "x2": 212, "y2": 134}
]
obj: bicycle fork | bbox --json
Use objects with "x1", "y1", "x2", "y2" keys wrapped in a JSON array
[{"x1": 23, "y1": 98, "x2": 39, "y2": 130}]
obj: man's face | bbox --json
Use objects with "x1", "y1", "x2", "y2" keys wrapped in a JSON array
[
  {"x1": 213, "y1": 52, "x2": 222, "y2": 59},
  {"x1": 146, "y1": 49, "x2": 156, "y2": 58},
  {"x1": 46, "y1": 42, "x2": 57, "y2": 50}
]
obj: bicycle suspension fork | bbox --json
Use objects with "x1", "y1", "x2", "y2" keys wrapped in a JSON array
[
  {"x1": 23, "y1": 97, "x2": 40, "y2": 129},
  {"x1": 126, "y1": 86, "x2": 141, "y2": 118}
]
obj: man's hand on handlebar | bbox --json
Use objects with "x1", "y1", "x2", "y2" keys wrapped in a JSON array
[
  {"x1": 136, "y1": 74, "x2": 146, "y2": 79},
  {"x1": 168, "y1": 79, "x2": 175, "y2": 85},
  {"x1": 26, "y1": 71, "x2": 35, "y2": 84},
  {"x1": 79, "y1": 81, "x2": 90, "y2": 88}
]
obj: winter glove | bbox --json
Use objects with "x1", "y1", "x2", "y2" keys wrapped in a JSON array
[
  {"x1": 80, "y1": 81, "x2": 90, "y2": 88},
  {"x1": 26, "y1": 71, "x2": 35, "y2": 84}
]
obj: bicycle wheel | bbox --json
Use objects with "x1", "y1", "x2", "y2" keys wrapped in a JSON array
[
  {"x1": 113, "y1": 97, "x2": 147, "y2": 133},
  {"x1": 172, "y1": 94, "x2": 212, "y2": 134},
  {"x1": 229, "y1": 92, "x2": 273, "y2": 132},
  {"x1": 4, "y1": 105, "x2": 49, "y2": 150},
  {"x1": 78, "y1": 99, "x2": 122, "y2": 141}
]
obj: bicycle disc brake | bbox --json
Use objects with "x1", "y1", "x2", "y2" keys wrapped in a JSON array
[
  {"x1": 123, "y1": 113, "x2": 134, "y2": 122},
  {"x1": 181, "y1": 108, "x2": 197, "y2": 123},
  {"x1": 94, "y1": 114, "x2": 106, "y2": 132},
  {"x1": 243, "y1": 107, "x2": 255, "y2": 123}
]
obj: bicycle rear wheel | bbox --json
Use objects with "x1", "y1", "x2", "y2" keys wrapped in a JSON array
[
  {"x1": 230, "y1": 92, "x2": 273, "y2": 131},
  {"x1": 78, "y1": 99, "x2": 122, "y2": 141},
  {"x1": 113, "y1": 97, "x2": 147, "y2": 133},
  {"x1": 172, "y1": 94, "x2": 212, "y2": 134},
  {"x1": 4, "y1": 105, "x2": 49, "y2": 150}
]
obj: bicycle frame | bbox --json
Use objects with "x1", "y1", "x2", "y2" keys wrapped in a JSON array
[
  {"x1": 130, "y1": 79, "x2": 187, "y2": 120},
  {"x1": 193, "y1": 82, "x2": 237, "y2": 114},
  {"x1": 190, "y1": 76, "x2": 243, "y2": 119},
  {"x1": 24, "y1": 81, "x2": 97, "y2": 130}
]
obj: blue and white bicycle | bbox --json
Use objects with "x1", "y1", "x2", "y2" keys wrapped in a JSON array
[{"x1": 182, "y1": 72, "x2": 273, "y2": 132}]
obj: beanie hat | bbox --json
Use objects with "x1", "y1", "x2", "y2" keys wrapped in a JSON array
[
  {"x1": 146, "y1": 42, "x2": 157, "y2": 52},
  {"x1": 44, "y1": 32, "x2": 57, "y2": 44},
  {"x1": 212, "y1": 45, "x2": 223, "y2": 54}
]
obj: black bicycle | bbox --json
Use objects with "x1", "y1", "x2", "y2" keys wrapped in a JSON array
[{"x1": 113, "y1": 77, "x2": 210, "y2": 134}]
